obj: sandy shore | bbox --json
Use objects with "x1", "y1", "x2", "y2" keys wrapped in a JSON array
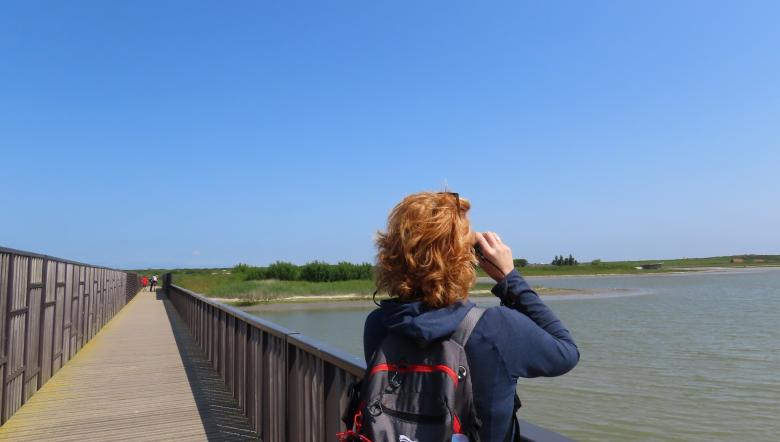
[{"x1": 212, "y1": 286, "x2": 634, "y2": 312}]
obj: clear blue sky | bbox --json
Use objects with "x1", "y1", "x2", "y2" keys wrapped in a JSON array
[{"x1": 1, "y1": 1, "x2": 778, "y2": 269}]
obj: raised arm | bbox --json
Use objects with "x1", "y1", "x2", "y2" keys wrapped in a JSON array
[
  {"x1": 475, "y1": 232, "x2": 579, "y2": 377},
  {"x1": 491, "y1": 269, "x2": 579, "y2": 377}
]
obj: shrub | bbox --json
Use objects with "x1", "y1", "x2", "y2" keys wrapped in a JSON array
[
  {"x1": 243, "y1": 267, "x2": 267, "y2": 280},
  {"x1": 233, "y1": 263, "x2": 268, "y2": 281},
  {"x1": 300, "y1": 261, "x2": 332, "y2": 282},
  {"x1": 300, "y1": 261, "x2": 373, "y2": 282},
  {"x1": 337, "y1": 262, "x2": 373, "y2": 280},
  {"x1": 332, "y1": 262, "x2": 353, "y2": 281},
  {"x1": 591, "y1": 259, "x2": 602, "y2": 266},
  {"x1": 513, "y1": 258, "x2": 528, "y2": 268},
  {"x1": 234, "y1": 260, "x2": 374, "y2": 282},
  {"x1": 266, "y1": 261, "x2": 300, "y2": 281}
]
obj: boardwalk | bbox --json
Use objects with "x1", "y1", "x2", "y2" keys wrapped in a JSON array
[{"x1": 0, "y1": 290, "x2": 259, "y2": 441}]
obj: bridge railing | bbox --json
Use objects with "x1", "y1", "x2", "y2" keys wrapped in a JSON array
[
  {"x1": 167, "y1": 281, "x2": 572, "y2": 442},
  {"x1": 0, "y1": 246, "x2": 140, "y2": 424}
]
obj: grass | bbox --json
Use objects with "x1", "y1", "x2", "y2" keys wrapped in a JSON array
[
  {"x1": 170, "y1": 271, "x2": 236, "y2": 294},
  {"x1": 516, "y1": 263, "x2": 674, "y2": 276},
  {"x1": 207, "y1": 279, "x2": 377, "y2": 298},
  {"x1": 511, "y1": 254, "x2": 780, "y2": 277},
  {"x1": 175, "y1": 277, "x2": 496, "y2": 303}
]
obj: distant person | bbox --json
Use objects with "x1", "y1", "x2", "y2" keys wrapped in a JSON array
[
  {"x1": 150, "y1": 275, "x2": 158, "y2": 291},
  {"x1": 343, "y1": 192, "x2": 579, "y2": 441}
]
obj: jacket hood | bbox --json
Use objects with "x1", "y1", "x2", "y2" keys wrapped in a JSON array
[{"x1": 379, "y1": 299, "x2": 475, "y2": 344}]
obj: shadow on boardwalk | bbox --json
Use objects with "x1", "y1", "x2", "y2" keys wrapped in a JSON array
[{"x1": 161, "y1": 292, "x2": 259, "y2": 441}]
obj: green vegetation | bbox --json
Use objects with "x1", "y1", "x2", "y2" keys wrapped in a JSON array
[
  {"x1": 631, "y1": 254, "x2": 780, "y2": 267},
  {"x1": 518, "y1": 262, "x2": 667, "y2": 276},
  {"x1": 551, "y1": 254, "x2": 579, "y2": 266},
  {"x1": 209, "y1": 279, "x2": 376, "y2": 299},
  {"x1": 234, "y1": 261, "x2": 373, "y2": 282},
  {"x1": 516, "y1": 254, "x2": 780, "y2": 276},
  {"x1": 128, "y1": 254, "x2": 780, "y2": 304},
  {"x1": 137, "y1": 268, "x2": 496, "y2": 304},
  {"x1": 513, "y1": 258, "x2": 528, "y2": 267}
]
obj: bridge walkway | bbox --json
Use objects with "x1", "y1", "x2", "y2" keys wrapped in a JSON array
[{"x1": 0, "y1": 290, "x2": 259, "y2": 441}]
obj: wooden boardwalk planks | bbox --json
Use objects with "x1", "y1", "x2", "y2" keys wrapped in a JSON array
[{"x1": 0, "y1": 290, "x2": 259, "y2": 441}]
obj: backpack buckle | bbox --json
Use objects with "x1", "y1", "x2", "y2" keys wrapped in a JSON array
[
  {"x1": 390, "y1": 371, "x2": 401, "y2": 388},
  {"x1": 385, "y1": 370, "x2": 402, "y2": 393},
  {"x1": 368, "y1": 400, "x2": 383, "y2": 416},
  {"x1": 457, "y1": 365, "x2": 467, "y2": 381}
]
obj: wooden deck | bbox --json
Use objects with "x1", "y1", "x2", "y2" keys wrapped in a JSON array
[{"x1": 0, "y1": 290, "x2": 259, "y2": 441}]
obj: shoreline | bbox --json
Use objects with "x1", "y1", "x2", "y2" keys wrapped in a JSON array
[
  {"x1": 204, "y1": 266, "x2": 780, "y2": 311},
  {"x1": 513, "y1": 265, "x2": 780, "y2": 281},
  {"x1": 213, "y1": 286, "x2": 635, "y2": 312},
  {"x1": 233, "y1": 288, "x2": 641, "y2": 313}
]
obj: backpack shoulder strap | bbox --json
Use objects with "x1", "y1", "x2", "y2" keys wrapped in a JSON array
[{"x1": 450, "y1": 306, "x2": 485, "y2": 347}]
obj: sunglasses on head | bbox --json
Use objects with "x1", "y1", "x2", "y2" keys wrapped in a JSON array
[{"x1": 439, "y1": 191, "x2": 460, "y2": 211}]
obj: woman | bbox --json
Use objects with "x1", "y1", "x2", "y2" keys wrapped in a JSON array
[{"x1": 364, "y1": 192, "x2": 579, "y2": 441}]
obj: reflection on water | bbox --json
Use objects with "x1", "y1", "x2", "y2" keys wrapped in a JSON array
[{"x1": 244, "y1": 268, "x2": 780, "y2": 441}]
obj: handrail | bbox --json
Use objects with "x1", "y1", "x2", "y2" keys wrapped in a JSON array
[
  {"x1": 0, "y1": 245, "x2": 140, "y2": 424},
  {"x1": 168, "y1": 283, "x2": 365, "y2": 376},
  {"x1": 0, "y1": 246, "x2": 127, "y2": 272},
  {"x1": 167, "y1": 281, "x2": 572, "y2": 441}
]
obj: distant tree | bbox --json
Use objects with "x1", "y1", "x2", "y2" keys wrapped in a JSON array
[
  {"x1": 513, "y1": 258, "x2": 528, "y2": 268},
  {"x1": 552, "y1": 254, "x2": 579, "y2": 266},
  {"x1": 591, "y1": 259, "x2": 601, "y2": 266}
]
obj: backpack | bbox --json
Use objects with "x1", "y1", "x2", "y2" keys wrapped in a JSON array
[{"x1": 338, "y1": 306, "x2": 486, "y2": 442}]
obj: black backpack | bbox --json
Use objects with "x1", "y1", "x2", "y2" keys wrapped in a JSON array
[{"x1": 339, "y1": 307, "x2": 486, "y2": 442}]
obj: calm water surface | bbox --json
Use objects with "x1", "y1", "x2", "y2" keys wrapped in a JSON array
[{"x1": 245, "y1": 268, "x2": 780, "y2": 441}]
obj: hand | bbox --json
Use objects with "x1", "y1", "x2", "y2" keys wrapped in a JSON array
[{"x1": 475, "y1": 232, "x2": 515, "y2": 282}]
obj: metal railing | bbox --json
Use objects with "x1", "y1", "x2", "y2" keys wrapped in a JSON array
[
  {"x1": 0, "y1": 246, "x2": 140, "y2": 424},
  {"x1": 167, "y1": 281, "x2": 572, "y2": 442}
]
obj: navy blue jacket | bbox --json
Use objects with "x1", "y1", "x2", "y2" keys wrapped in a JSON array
[{"x1": 363, "y1": 270, "x2": 579, "y2": 441}]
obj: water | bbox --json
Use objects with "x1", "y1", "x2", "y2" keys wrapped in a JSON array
[{"x1": 243, "y1": 268, "x2": 780, "y2": 441}]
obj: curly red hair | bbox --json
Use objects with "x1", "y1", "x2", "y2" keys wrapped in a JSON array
[{"x1": 375, "y1": 192, "x2": 477, "y2": 308}]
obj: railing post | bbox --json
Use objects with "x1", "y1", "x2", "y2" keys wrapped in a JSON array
[
  {"x1": 0, "y1": 251, "x2": 14, "y2": 424},
  {"x1": 35, "y1": 257, "x2": 48, "y2": 390},
  {"x1": 20, "y1": 255, "x2": 36, "y2": 404},
  {"x1": 163, "y1": 273, "x2": 171, "y2": 295}
]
